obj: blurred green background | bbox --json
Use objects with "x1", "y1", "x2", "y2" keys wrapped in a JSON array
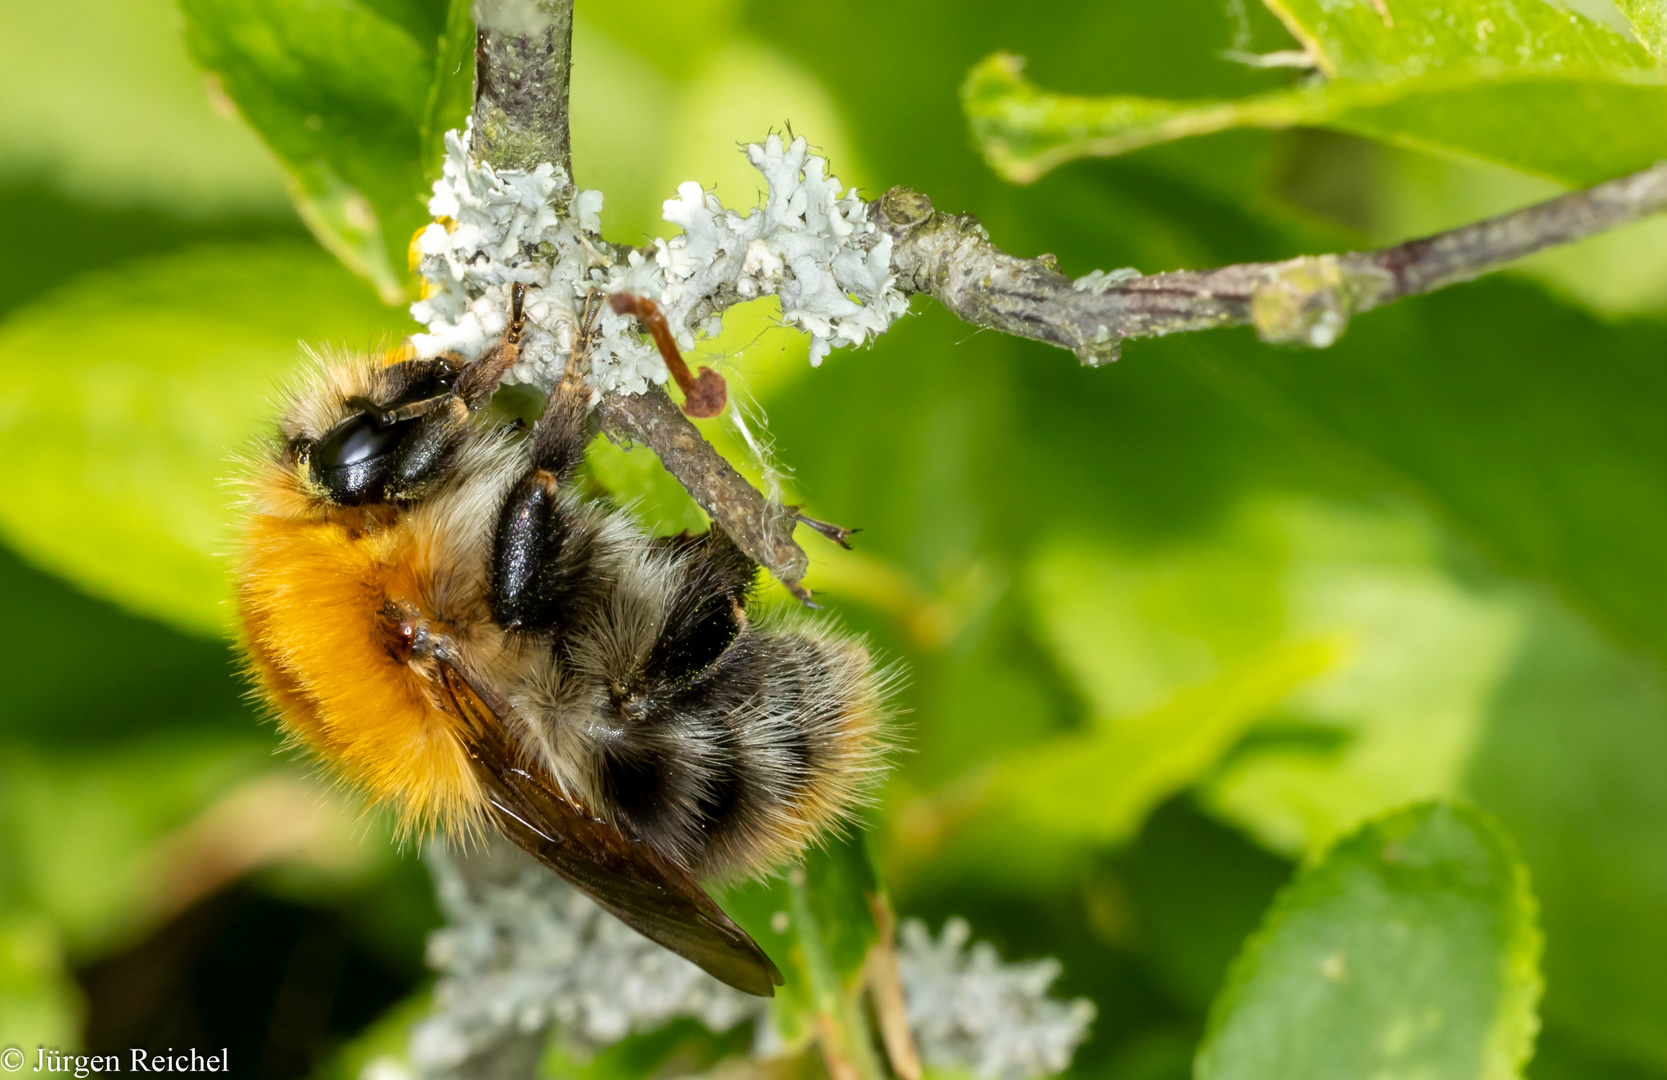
[{"x1": 3, "y1": 0, "x2": 1667, "y2": 1077}]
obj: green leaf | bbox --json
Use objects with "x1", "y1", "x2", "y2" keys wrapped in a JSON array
[
  {"x1": 179, "y1": 0, "x2": 470, "y2": 302},
  {"x1": 1617, "y1": 0, "x2": 1667, "y2": 60},
  {"x1": 1196, "y1": 802, "x2": 1542, "y2": 1080},
  {"x1": 0, "y1": 243, "x2": 410, "y2": 637},
  {"x1": 0, "y1": 0, "x2": 287, "y2": 211},
  {"x1": 1268, "y1": 0, "x2": 1648, "y2": 78},
  {"x1": 963, "y1": 1, "x2": 1667, "y2": 186},
  {"x1": 984, "y1": 639, "x2": 1336, "y2": 848},
  {"x1": 0, "y1": 914, "x2": 81, "y2": 1051}
]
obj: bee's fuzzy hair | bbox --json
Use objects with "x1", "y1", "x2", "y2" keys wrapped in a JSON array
[{"x1": 236, "y1": 346, "x2": 893, "y2": 881}]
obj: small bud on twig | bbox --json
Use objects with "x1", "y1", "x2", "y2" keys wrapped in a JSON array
[{"x1": 608, "y1": 292, "x2": 728, "y2": 418}]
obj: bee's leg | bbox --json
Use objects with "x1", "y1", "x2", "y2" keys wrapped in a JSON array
[
  {"x1": 525, "y1": 386, "x2": 590, "y2": 480},
  {"x1": 490, "y1": 465, "x2": 611, "y2": 634},
  {"x1": 489, "y1": 290, "x2": 610, "y2": 635},
  {"x1": 790, "y1": 508, "x2": 858, "y2": 550},
  {"x1": 640, "y1": 527, "x2": 757, "y2": 689},
  {"x1": 457, "y1": 283, "x2": 531, "y2": 406}
]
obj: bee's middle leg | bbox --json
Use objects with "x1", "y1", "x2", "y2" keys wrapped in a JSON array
[
  {"x1": 640, "y1": 527, "x2": 758, "y2": 689},
  {"x1": 488, "y1": 374, "x2": 601, "y2": 634}
]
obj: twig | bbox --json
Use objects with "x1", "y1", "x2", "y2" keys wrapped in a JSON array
[
  {"x1": 463, "y1": 0, "x2": 1667, "y2": 600},
  {"x1": 594, "y1": 386, "x2": 812, "y2": 597},
  {"x1": 472, "y1": 0, "x2": 575, "y2": 176},
  {"x1": 874, "y1": 161, "x2": 1667, "y2": 364},
  {"x1": 866, "y1": 893, "x2": 923, "y2": 1080},
  {"x1": 467, "y1": 0, "x2": 814, "y2": 596}
]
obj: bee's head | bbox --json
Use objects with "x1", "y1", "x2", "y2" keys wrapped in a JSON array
[{"x1": 290, "y1": 355, "x2": 492, "y2": 507}]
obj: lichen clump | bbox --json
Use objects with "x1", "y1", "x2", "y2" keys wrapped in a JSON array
[
  {"x1": 897, "y1": 917, "x2": 1097, "y2": 1080},
  {"x1": 409, "y1": 125, "x2": 907, "y2": 397}
]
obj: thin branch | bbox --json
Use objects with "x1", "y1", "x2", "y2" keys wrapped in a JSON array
[
  {"x1": 594, "y1": 386, "x2": 812, "y2": 598},
  {"x1": 471, "y1": 0, "x2": 575, "y2": 175},
  {"x1": 464, "y1": 0, "x2": 1667, "y2": 601},
  {"x1": 874, "y1": 161, "x2": 1667, "y2": 364},
  {"x1": 468, "y1": 0, "x2": 819, "y2": 596}
]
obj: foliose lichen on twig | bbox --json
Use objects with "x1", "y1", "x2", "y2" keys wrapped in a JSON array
[{"x1": 409, "y1": 125, "x2": 906, "y2": 396}]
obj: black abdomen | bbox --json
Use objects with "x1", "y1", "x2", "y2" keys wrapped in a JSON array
[{"x1": 599, "y1": 628, "x2": 880, "y2": 878}]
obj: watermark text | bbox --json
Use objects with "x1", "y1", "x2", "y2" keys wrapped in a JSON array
[{"x1": 0, "y1": 1048, "x2": 230, "y2": 1076}]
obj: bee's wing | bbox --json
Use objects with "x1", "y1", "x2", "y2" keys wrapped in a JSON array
[{"x1": 432, "y1": 657, "x2": 783, "y2": 997}]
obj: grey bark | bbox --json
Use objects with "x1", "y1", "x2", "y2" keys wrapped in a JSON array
[
  {"x1": 471, "y1": 0, "x2": 574, "y2": 177},
  {"x1": 875, "y1": 160, "x2": 1667, "y2": 363},
  {"x1": 462, "y1": 0, "x2": 1667, "y2": 599},
  {"x1": 595, "y1": 386, "x2": 813, "y2": 599}
]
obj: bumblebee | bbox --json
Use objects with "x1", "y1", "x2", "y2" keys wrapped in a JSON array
[{"x1": 236, "y1": 287, "x2": 887, "y2": 995}]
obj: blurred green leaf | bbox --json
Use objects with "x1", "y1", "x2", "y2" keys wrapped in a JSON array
[
  {"x1": 1125, "y1": 801, "x2": 1293, "y2": 1013},
  {"x1": 0, "y1": 243, "x2": 408, "y2": 637},
  {"x1": 964, "y1": 1, "x2": 1666, "y2": 186},
  {"x1": 423, "y1": 0, "x2": 476, "y2": 181},
  {"x1": 1617, "y1": 0, "x2": 1667, "y2": 60},
  {"x1": 583, "y1": 439, "x2": 710, "y2": 538},
  {"x1": 0, "y1": 544, "x2": 246, "y2": 744},
  {"x1": 1204, "y1": 277, "x2": 1667, "y2": 677},
  {"x1": 180, "y1": 0, "x2": 467, "y2": 301},
  {"x1": 984, "y1": 638, "x2": 1335, "y2": 848},
  {"x1": 0, "y1": 914, "x2": 81, "y2": 1051},
  {"x1": 1002, "y1": 499, "x2": 1525, "y2": 859},
  {"x1": 0, "y1": 180, "x2": 308, "y2": 324},
  {"x1": 1198, "y1": 501, "x2": 1527, "y2": 854},
  {"x1": 0, "y1": 734, "x2": 270, "y2": 954},
  {"x1": 307, "y1": 991, "x2": 430, "y2": 1080},
  {"x1": 1466, "y1": 598, "x2": 1667, "y2": 1068},
  {"x1": 0, "y1": 0, "x2": 287, "y2": 211},
  {"x1": 541, "y1": 1017, "x2": 757, "y2": 1080},
  {"x1": 1196, "y1": 802, "x2": 1542, "y2": 1080},
  {"x1": 1529, "y1": 1026, "x2": 1667, "y2": 1080},
  {"x1": 1027, "y1": 531, "x2": 1285, "y2": 721}
]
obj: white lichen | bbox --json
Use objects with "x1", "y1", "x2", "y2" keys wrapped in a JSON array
[
  {"x1": 392, "y1": 848, "x2": 1096, "y2": 1080},
  {"x1": 896, "y1": 918, "x2": 1096, "y2": 1080},
  {"x1": 409, "y1": 125, "x2": 907, "y2": 398},
  {"x1": 406, "y1": 844, "x2": 765, "y2": 1078}
]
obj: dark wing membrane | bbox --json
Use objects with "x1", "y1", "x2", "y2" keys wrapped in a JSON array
[{"x1": 432, "y1": 659, "x2": 783, "y2": 996}]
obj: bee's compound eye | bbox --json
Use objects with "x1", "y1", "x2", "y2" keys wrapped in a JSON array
[
  {"x1": 309, "y1": 412, "x2": 421, "y2": 503},
  {"x1": 316, "y1": 412, "x2": 413, "y2": 468}
]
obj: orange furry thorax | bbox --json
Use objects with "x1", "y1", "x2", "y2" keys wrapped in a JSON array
[{"x1": 238, "y1": 467, "x2": 488, "y2": 833}]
